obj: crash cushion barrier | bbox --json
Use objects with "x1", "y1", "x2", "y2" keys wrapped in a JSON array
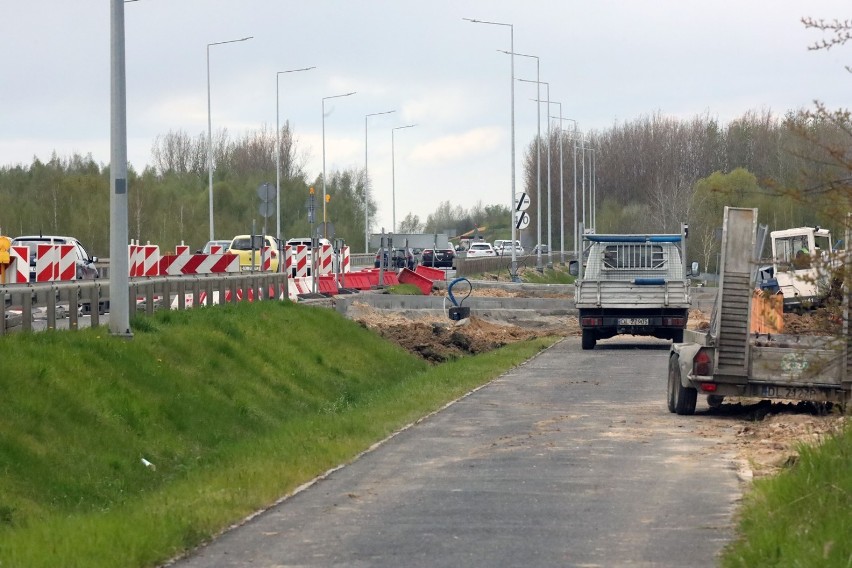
[
  {"x1": 359, "y1": 269, "x2": 399, "y2": 286},
  {"x1": 398, "y1": 267, "x2": 434, "y2": 295},
  {"x1": 750, "y1": 288, "x2": 784, "y2": 334},
  {"x1": 415, "y1": 264, "x2": 446, "y2": 282},
  {"x1": 159, "y1": 252, "x2": 240, "y2": 275}
]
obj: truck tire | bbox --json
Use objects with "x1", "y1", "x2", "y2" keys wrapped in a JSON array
[
  {"x1": 581, "y1": 329, "x2": 596, "y2": 350},
  {"x1": 667, "y1": 353, "x2": 697, "y2": 415}
]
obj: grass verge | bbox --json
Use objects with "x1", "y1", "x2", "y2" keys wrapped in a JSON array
[
  {"x1": 721, "y1": 424, "x2": 852, "y2": 567},
  {"x1": 0, "y1": 301, "x2": 556, "y2": 567}
]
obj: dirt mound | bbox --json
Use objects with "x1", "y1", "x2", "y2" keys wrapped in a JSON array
[{"x1": 783, "y1": 306, "x2": 844, "y2": 335}]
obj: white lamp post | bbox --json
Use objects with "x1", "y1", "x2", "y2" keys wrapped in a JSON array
[
  {"x1": 501, "y1": 50, "x2": 542, "y2": 271},
  {"x1": 550, "y1": 114, "x2": 578, "y2": 263},
  {"x1": 206, "y1": 35, "x2": 252, "y2": 241},
  {"x1": 391, "y1": 124, "x2": 417, "y2": 234},
  {"x1": 365, "y1": 110, "x2": 396, "y2": 252},
  {"x1": 321, "y1": 91, "x2": 357, "y2": 239},
  {"x1": 519, "y1": 78, "x2": 552, "y2": 267},
  {"x1": 463, "y1": 17, "x2": 518, "y2": 280},
  {"x1": 276, "y1": 66, "x2": 315, "y2": 245}
]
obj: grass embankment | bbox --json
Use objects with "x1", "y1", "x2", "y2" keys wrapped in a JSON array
[
  {"x1": 468, "y1": 263, "x2": 576, "y2": 284},
  {"x1": 721, "y1": 424, "x2": 852, "y2": 567},
  {"x1": 0, "y1": 301, "x2": 555, "y2": 567}
]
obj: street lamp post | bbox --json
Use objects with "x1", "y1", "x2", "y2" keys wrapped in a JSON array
[
  {"x1": 276, "y1": 66, "x2": 315, "y2": 246},
  {"x1": 321, "y1": 91, "x2": 357, "y2": 239},
  {"x1": 550, "y1": 114, "x2": 578, "y2": 263},
  {"x1": 500, "y1": 50, "x2": 542, "y2": 271},
  {"x1": 365, "y1": 110, "x2": 396, "y2": 252},
  {"x1": 391, "y1": 124, "x2": 417, "y2": 234},
  {"x1": 519, "y1": 78, "x2": 551, "y2": 267},
  {"x1": 207, "y1": 35, "x2": 252, "y2": 242},
  {"x1": 464, "y1": 17, "x2": 518, "y2": 280}
]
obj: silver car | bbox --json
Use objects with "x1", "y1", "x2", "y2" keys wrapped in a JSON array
[{"x1": 11, "y1": 235, "x2": 99, "y2": 282}]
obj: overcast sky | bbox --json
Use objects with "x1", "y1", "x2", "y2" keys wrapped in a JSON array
[{"x1": 1, "y1": 1, "x2": 848, "y2": 234}]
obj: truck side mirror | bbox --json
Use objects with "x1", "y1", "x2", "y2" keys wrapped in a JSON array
[{"x1": 568, "y1": 260, "x2": 579, "y2": 277}]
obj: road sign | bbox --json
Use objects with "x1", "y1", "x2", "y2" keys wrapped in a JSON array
[
  {"x1": 258, "y1": 201, "x2": 275, "y2": 218},
  {"x1": 257, "y1": 182, "x2": 276, "y2": 201},
  {"x1": 514, "y1": 192, "x2": 530, "y2": 212},
  {"x1": 515, "y1": 211, "x2": 530, "y2": 230}
]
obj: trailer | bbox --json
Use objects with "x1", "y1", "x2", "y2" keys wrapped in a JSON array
[{"x1": 668, "y1": 207, "x2": 851, "y2": 415}]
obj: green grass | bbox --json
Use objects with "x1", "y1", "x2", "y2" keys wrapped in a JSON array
[
  {"x1": 468, "y1": 264, "x2": 576, "y2": 284},
  {"x1": 386, "y1": 283, "x2": 423, "y2": 295},
  {"x1": 0, "y1": 301, "x2": 556, "y2": 567},
  {"x1": 721, "y1": 425, "x2": 852, "y2": 567}
]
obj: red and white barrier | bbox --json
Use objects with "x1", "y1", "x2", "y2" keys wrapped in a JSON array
[
  {"x1": 317, "y1": 244, "x2": 333, "y2": 275},
  {"x1": 159, "y1": 252, "x2": 240, "y2": 275},
  {"x1": 340, "y1": 246, "x2": 351, "y2": 273},
  {"x1": 294, "y1": 245, "x2": 309, "y2": 277},
  {"x1": 261, "y1": 246, "x2": 272, "y2": 272},
  {"x1": 34, "y1": 244, "x2": 75, "y2": 282},
  {"x1": 6, "y1": 245, "x2": 29, "y2": 283}
]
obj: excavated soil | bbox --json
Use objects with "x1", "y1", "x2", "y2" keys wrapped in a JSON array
[{"x1": 349, "y1": 292, "x2": 848, "y2": 482}]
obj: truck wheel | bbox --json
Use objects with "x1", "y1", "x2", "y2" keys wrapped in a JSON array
[
  {"x1": 581, "y1": 330, "x2": 596, "y2": 350},
  {"x1": 667, "y1": 354, "x2": 697, "y2": 415},
  {"x1": 671, "y1": 329, "x2": 684, "y2": 343}
]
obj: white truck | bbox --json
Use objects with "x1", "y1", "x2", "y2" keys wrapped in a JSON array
[
  {"x1": 668, "y1": 207, "x2": 851, "y2": 415},
  {"x1": 758, "y1": 226, "x2": 843, "y2": 311},
  {"x1": 571, "y1": 226, "x2": 692, "y2": 350}
]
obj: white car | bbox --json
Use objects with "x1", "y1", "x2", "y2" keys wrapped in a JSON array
[
  {"x1": 498, "y1": 241, "x2": 525, "y2": 255},
  {"x1": 466, "y1": 242, "x2": 497, "y2": 258}
]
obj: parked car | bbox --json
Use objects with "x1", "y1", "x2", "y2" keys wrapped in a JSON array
[
  {"x1": 420, "y1": 248, "x2": 455, "y2": 268},
  {"x1": 197, "y1": 239, "x2": 232, "y2": 254},
  {"x1": 466, "y1": 242, "x2": 498, "y2": 258},
  {"x1": 10, "y1": 235, "x2": 99, "y2": 281},
  {"x1": 228, "y1": 235, "x2": 281, "y2": 272},
  {"x1": 374, "y1": 247, "x2": 415, "y2": 270}
]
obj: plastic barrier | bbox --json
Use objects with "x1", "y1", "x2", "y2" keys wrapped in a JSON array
[
  {"x1": 398, "y1": 267, "x2": 434, "y2": 295},
  {"x1": 341, "y1": 246, "x2": 351, "y2": 273},
  {"x1": 7, "y1": 246, "x2": 29, "y2": 283},
  {"x1": 143, "y1": 245, "x2": 160, "y2": 277},
  {"x1": 318, "y1": 244, "x2": 333, "y2": 275},
  {"x1": 317, "y1": 274, "x2": 339, "y2": 295},
  {"x1": 415, "y1": 264, "x2": 446, "y2": 282},
  {"x1": 340, "y1": 271, "x2": 373, "y2": 290},
  {"x1": 294, "y1": 245, "x2": 309, "y2": 277}
]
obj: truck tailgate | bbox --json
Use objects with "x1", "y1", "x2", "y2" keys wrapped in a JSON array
[{"x1": 576, "y1": 280, "x2": 690, "y2": 308}]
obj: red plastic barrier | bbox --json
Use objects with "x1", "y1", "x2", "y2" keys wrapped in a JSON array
[
  {"x1": 341, "y1": 271, "x2": 373, "y2": 290},
  {"x1": 398, "y1": 267, "x2": 433, "y2": 295},
  {"x1": 415, "y1": 264, "x2": 445, "y2": 282},
  {"x1": 317, "y1": 275, "x2": 339, "y2": 295}
]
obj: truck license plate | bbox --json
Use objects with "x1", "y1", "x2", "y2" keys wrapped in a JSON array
[{"x1": 618, "y1": 318, "x2": 649, "y2": 326}]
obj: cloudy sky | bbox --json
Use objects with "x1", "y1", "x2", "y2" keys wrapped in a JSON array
[{"x1": 1, "y1": 1, "x2": 848, "y2": 234}]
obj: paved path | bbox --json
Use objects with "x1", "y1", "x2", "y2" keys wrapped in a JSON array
[{"x1": 173, "y1": 336, "x2": 741, "y2": 568}]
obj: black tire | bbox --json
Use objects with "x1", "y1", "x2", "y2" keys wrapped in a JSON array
[
  {"x1": 667, "y1": 353, "x2": 697, "y2": 415},
  {"x1": 581, "y1": 329, "x2": 596, "y2": 350},
  {"x1": 671, "y1": 329, "x2": 684, "y2": 343}
]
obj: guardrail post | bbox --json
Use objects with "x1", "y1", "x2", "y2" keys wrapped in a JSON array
[
  {"x1": 205, "y1": 277, "x2": 214, "y2": 307},
  {"x1": 46, "y1": 284, "x2": 57, "y2": 331},
  {"x1": 0, "y1": 289, "x2": 6, "y2": 336},
  {"x1": 68, "y1": 284, "x2": 80, "y2": 330},
  {"x1": 90, "y1": 282, "x2": 100, "y2": 327}
]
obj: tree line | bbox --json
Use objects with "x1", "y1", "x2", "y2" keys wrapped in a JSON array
[{"x1": 0, "y1": 106, "x2": 848, "y2": 268}]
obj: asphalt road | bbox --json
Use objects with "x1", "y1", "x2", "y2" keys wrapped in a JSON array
[{"x1": 172, "y1": 335, "x2": 741, "y2": 568}]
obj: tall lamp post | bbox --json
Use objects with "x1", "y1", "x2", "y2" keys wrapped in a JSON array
[
  {"x1": 276, "y1": 66, "x2": 315, "y2": 244},
  {"x1": 550, "y1": 114, "x2": 578, "y2": 263},
  {"x1": 519, "y1": 78, "x2": 552, "y2": 267},
  {"x1": 463, "y1": 17, "x2": 518, "y2": 280},
  {"x1": 391, "y1": 124, "x2": 417, "y2": 234},
  {"x1": 365, "y1": 110, "x2": 396, "y2": 252},
  {"x1": 321, "y1": 91, "x2": 357, "y2": 239},
  {"x1": 207, "y1": 35, "x2": 252, "y2": 241},
  {"x1": 500, "y1": 50, "x2": 542, "y2": 271}
]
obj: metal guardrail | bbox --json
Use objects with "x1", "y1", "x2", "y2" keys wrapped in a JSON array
[
  {"x1": 1, "y1": 271, "x2": 289, "y2": 335},
  {"x1": 454, "y1": 251, "x2": 574, "y2": 276}
]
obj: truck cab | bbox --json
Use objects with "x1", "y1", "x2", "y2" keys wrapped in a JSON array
[{"x1": 760, "y1": 226, "x2": 839, "y2": 310}]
